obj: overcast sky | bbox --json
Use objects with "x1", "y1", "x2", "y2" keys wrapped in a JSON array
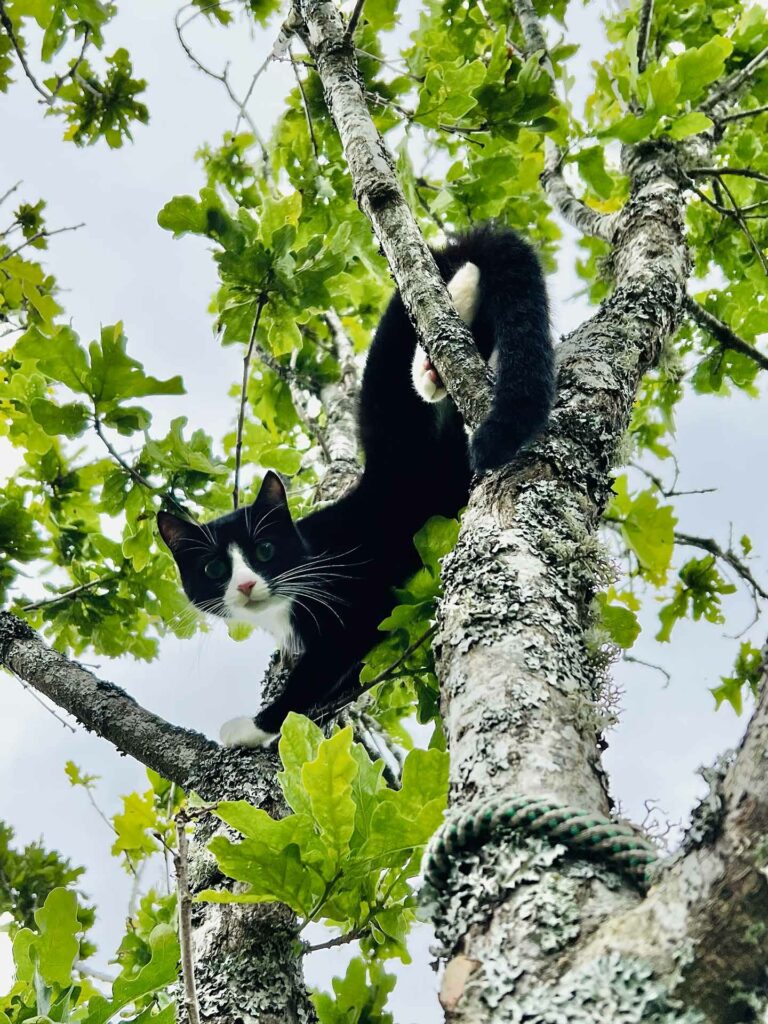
[{"x1": 1, "y1": 2, "x2": 766, "y2": 1019}]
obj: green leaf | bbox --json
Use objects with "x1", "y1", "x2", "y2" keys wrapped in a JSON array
[
  {"x1": 111, "y1": 792, "x2": 159, "y2": 859},
  {"x1": 362, "y1": 748, "x2": 447, "y2": 860},
  {"x1": 594, "y1": 593, "x2": 640, "y2": 649},
  {"x1": 665, "y1": 111, "x2": 713, "y2": 139},
  {"x1": 301, "y1": 727, "x2": 358, "y2": 865},
  {"x1": 32, "y1": 888, "x2": 80, "y2": 987},
  {"x1": 278, "y1": 712, "x2": 325, "y2": 816},
  {"x1": 413, "y1": 515, "x2": 459, "y2": 576},
  {"x1": 29, "y1": 398, "x2": 90, "y2": 437},
  {"x1": 608, "y1": 477, "x2": 676, "y2": 584}
]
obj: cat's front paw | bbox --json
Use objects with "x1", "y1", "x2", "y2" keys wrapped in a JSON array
[{"x1": 219, "y1": 716, "x2": 278, "y2": 749}]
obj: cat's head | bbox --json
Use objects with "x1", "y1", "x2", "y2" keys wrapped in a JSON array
[{"x1": 157, "y1": 472, "x2": 304, "y2": 642}]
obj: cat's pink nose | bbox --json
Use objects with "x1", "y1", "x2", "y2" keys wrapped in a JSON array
[{"x1": 238, "y1": 580, "x2": 256, "y2": 596}]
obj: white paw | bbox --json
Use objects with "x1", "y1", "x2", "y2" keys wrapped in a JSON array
[
  {"x1": 411, "y1": 344, "x2": 448, "y2": 403},
  {"x1": 447, "y1": 261, "x2": 480, "y2": 325},
  {"x1": 219, "y1": 716, "x2": 278, "y2": 749}
]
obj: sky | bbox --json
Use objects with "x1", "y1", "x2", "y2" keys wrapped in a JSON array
[{"x1": 0, "y1": 1, "x2": 766, "y2": 1020}]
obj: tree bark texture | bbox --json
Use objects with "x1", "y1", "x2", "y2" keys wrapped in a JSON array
[
  {"x1": 431, "y1": 140, "x2": 698, "y2": 1023},
  {"x1": 0, "y1": 611, "x2": 317, "y2": 1022},
  {"x1": 295, "y1": 0, "x2": 494, "y2": 431}
]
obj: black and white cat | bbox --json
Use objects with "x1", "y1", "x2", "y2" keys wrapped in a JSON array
[{"x1": 157, "y1": 225, "x2": 555, "y2": 747}]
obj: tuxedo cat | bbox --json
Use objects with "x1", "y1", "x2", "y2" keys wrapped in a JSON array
[{"x1": 157, "y1": 224, "x2": 554, "y2": 747}]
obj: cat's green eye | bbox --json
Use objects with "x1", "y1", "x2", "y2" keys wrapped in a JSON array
[
  {"x1": 255, "y1": 541, "x2": 275, "y2": 563},
  {"x1": 204, "y1": 558, "x2": 227, "y2": 580}
]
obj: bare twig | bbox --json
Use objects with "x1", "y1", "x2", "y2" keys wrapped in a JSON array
[
  {"x1": 0, "y1": 181, "x2": 22, "y2": 207},
  {"x1": 624, "y1": 654, "x2": 671, "y2": 687},
  {"x1": 690, "y1": 166, "x2": 768, "y2": 185},
  {"x1": 700, "y1": 45, "x2": 768, "y2": 113},
  {"x1": 0, "y1": 0, "x2": 52, "y2": 102},
  {"x1": 0, "y1": 222, "x2": 85, "y2": 263},
  {"x1": 684, "y1": 177, "x2": 768, "y2": 219},
  {"x1": 685, "y1": 295, "x2": 768, "y2": 372},
  {"x1": 628, "y1": 461, "x2": 716, "y2": 498},
  {"x1": 636, "y1": 0, "x2": 654, "y2": 74},
  {"x1": 713, "y1": 172, "x2": 768, "y2": 275},
  {"x1": 50, "y1": 28, "x2": 91, "y2": 99},
  {"x1": 175, "y1": 813, "x2": 201, "y2": 1024},
  {"x1": 11, "y1": 674, "x2": 77, "y2": 732},
  {"x1": 20, "y1": 574, "x2": 119, "y2": 611},
  {"x1": 290, "y1": 45, "x2": 319, "y2": 160},
  {"x1": 304, "y1": 926, "x2": 365, "y2": 952},
  {"x1": 94, "y1": 414, "x2": 156, "y2": 491},
  {"x1": 173, "y1": 6, "x2": 270, "y2": 164},
  {"x1": 720, "y1": 103, "x2": 768, "y2": 124},
  {"x1": 74, "y1": 961, "x2": 117, "y2": 984},
  {"x1": 233, "y1": 293, "x2": 268, "y2": 509}
]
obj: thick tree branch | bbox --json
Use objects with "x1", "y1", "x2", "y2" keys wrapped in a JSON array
[
  {"x1": 233, "y1": 292, "x2": 268, "y2": 509},
  {"x1": 0, "y1": 609, "x2": 318, "y2": 1020},
  {"x1": 580, "y1": 642, "x2": 768, "y2": 1022},
  {"x1": 0, "y1": 610, "x2": 217, "y2": 789},
  {"x1": 293, "y1": 0, "x2": 493, "y2": 430},
  {"x1": 315, "y1": 309, "x2": 360, "y2": 500},
  {"x1": 685, "y1": 294, "x2": 768, "y2": 372},
  {"x1": 700, "y1": 45, "x2": 768, "y2": 113},
  {"x1": 514, "y1": 0, "x2": 617, "y2": 242},
  {"x1": 420, "y1": 20, "x2": 694, "y2": 1007}
]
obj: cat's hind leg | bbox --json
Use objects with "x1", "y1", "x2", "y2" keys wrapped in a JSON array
[{"x1": 411, "y1": 261, "x2": 480, "y2": 403}]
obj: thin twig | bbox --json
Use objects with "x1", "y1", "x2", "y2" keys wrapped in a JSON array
[
  {"x1": 74, "y1": 961, "x2": 117, "y2": 984},
  {"x1": 175, "y1": 814, "x2": 201, "y2": 1024},
  {"x1": 305, "y1": 926, "x2": 365, "y2": 952},
  {"x1": 636, "y1": 0, "x2": 654, "y2": 74},
  {"x1": 713, "y1": 173, "x2": 768, "y2": 276},
  {"x1": 691, "y1": 166, "x2": 768, "y2": 185},
  {"x1": 674, "y1": 531, "x2": 768, "y2": 601},
  {"x1": 50, "y1": 28, "x2": 90, "y2": 99},
  {"x1": 624, "y1": 655, "x2": 671, "y2": 687},
  {"x1": 720, "y1": 103, "x2": 768, "y2": 124},
  {"x1": 0, "y1": 0, "x2": 52, "y2": 102},
  {"x1": 0, "y1": 222, "x2": 85, "y2": 263},
  {"x1": 290, "y1": 46, "x2": 319, "y2": 160},
  {"x1": 94, "y1": 415, "x2": 156, "y2": 491},
  {"x1": 0, "y1": 181, "x2": 22, "y2": 207},
  {"x1": 21, "y1": 574, "x2": 119, "y2": 612},
  {"x1": 233, "y1": 293, "x2": 268, "y2": 509},
  {"x1": 628, "y1": 461, "x2": 717, "y2": 499},
  {"x1": 12, "y1": 674, "x2": 77, "y2": 732},
  {"x1": 173, "y1": 6, "x2": 270, "y2": 164},
  {"x1": 684, "y1": 295, "x2": 768, "y2": 372}
]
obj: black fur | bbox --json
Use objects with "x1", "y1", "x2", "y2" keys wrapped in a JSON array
[{"x1": 158, "y1": 224, "x2": 554, "y2": 734}]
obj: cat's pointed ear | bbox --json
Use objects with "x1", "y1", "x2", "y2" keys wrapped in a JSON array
[
  {"x1": 255, "y1": 470, "x2": 288, "y2": 508},
  {"x1": 157, "y1": 511, "x2": 197, "y2": 554}
]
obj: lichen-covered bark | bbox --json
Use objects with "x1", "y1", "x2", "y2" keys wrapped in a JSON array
[
  {"x1": 577, "y1": 642, "x2": 768, "y2": 1024},
  {"x1": 186, "y1": 754, "x2": 317, "y2": 1024},
  {"x1": 294, "y1": 0, "x2": 493, "y2": 430},
  {"x1": 0, "y1": 613, "x2": 317, "y2": 1022},
  {"x1": 432, "y1": 142, "x2": 692, "y2": 1020}
]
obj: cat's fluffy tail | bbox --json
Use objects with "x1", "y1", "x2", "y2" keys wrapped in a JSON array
[{"x1": 437, "y1": 224, "x2": 555, "y2": 472}]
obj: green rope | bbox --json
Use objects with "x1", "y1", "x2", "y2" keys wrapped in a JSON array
[{"x1": 423, "y1": 795, "x2": 660, "y2": 891}]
